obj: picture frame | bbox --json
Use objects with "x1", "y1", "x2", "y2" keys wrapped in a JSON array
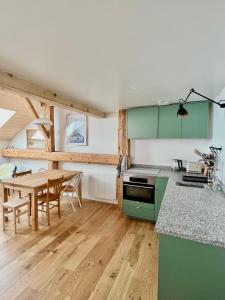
[{"x1": 66, "y1": 114, "x2": 88, "y2": 146}]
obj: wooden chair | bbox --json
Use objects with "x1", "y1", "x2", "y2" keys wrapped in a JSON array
[
  {"x1": 15, "y1": 170, "x2": 32, "y2": 177},
  {"x1": 2, "y1": 198, "x2": 31, "y2": 234},
  {"x1": 61, "y1": 173, "x2": 83, "y2": 212},
  {"x1": 15, "y1": 170, "x2": 32, "y2": 198},
  {"x1": 37, "y1": 176, "x2": 63, "y2": 226}
]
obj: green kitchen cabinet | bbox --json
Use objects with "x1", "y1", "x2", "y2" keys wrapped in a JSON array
[
  {"x1": 122, "y1": 199, "x2": 155, "y2": 222},
  {"x1": 127, "y1": 106, "x2": 159, "y2": 139},
  {"x1": 155, "y1": 177, "x2": 168, "y2": 219},
  {"x1": 181, "y1": 101, "x2": 209, "y2": 138},
  {"x1": 158, "y1": 234, "x2": 225, "y2": 300},
  {"x1": 158, "y1": 104, "x2": 182, "y2": 138}
]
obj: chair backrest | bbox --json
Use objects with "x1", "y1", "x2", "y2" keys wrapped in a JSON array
[
  {"x1": 47, "y1": 176, "x2": 64, "y2": 200},
  {"x1": 15, "y1": 170, "x2": 32, "y2": 177},
  {"x1": 62, "y1": 173, "x2": 83, "y2": 193},
  {"x1": 71, "y1": 173, "x2": 83, "y2": 188}
]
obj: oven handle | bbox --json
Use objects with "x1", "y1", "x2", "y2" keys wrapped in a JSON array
[{"x1": 123, "y1": 183, "x2": 154, "y2": 189}]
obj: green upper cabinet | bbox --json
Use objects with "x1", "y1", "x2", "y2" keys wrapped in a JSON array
[
  {"x1": 158, "y1": 104, "x2": 182, "y2": 138},
  {"x1": 127, "y1": 106, "x2": 159, "y2": 139},
  {"x1": 127, "y1": 101, "x2": 210, "y2": 140},
  {"x1": 181, "y1": 101, "x2": 209, "y2": 138}
]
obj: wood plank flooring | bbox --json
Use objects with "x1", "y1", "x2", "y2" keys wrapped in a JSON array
[{"x1": 0, "y1": 196, "x2": 158, "y2": 300}]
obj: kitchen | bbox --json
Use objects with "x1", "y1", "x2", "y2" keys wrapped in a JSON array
[{"x1": 120, "y1": 87, "x2": 225, "y2": 299}]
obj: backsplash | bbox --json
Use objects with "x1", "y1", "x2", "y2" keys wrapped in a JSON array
[{"x1": 130, "y1": 139, "x2": 211, "y2": 167}]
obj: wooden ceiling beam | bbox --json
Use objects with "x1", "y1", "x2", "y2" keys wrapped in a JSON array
[{"x1": 0, "y1": 70, "x2": 106, "y2": 118}]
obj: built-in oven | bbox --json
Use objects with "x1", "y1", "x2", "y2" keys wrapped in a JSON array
[{"x1": 123, "y1": 174, "x2": 155, "y2": 204}]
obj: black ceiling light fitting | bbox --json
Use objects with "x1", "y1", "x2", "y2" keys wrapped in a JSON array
[
  {"x1": 177, "y1": 103, "x2": 188, "y2": 119},
  {"x1": 177, "y1": 88, "x2": 225, "y2": 119}
]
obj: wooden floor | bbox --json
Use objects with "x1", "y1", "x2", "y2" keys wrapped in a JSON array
[{"x1": 0, "y1": 196, "x2": 158, "y2": 300}]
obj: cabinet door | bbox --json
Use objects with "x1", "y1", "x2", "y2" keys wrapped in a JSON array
[
  {"x1": 155, "y1": 177, "x2": 168, "y2": 220},
  {"x1": 127, "y1": 106, "x2": 158, "y2": 139},
  {"x1": 182, "y1": 102, "x2": 209, "y2": 138},
  {"x1": 123, "y1": 199, "x2": 155, "y2": 221},
  {"x1": 158, "y1": 104, "x2": 181, "y2": 138}
]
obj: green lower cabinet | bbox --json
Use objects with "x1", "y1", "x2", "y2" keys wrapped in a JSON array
[
  {"x1": 158, "y1": 234, "x2": 225, "y2": 300},
  {"x1": 123, "y1": 199, "x2": 155, "y2": 222},
  {"x1": 155, "y1": 177, "x2": 168, "y2": 219}
]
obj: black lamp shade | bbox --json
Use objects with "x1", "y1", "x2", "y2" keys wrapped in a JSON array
[{"x1": 177, "y1": 103, "x2": 188, "y2": 118}]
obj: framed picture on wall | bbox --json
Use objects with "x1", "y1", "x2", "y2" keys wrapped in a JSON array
[{"x1": 66, "y1": 114, "x2": 88, "y2": 146}]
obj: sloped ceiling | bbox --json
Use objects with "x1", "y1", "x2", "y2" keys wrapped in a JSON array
[
  {"x1": 0, "y1": 90, "x2": 33, "y2": 141},
  {"x1": 0, "y1": 1, "x2": 225, "y2": 112}
]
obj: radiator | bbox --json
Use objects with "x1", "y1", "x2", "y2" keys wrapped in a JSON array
[{"x1": 83, "y1": 172, "x2": 117, "y2": 202}]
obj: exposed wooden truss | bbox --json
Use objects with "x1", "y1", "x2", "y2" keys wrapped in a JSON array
[
  {"x1": 0, "y1": 70, "x2": 106, "y2": 118},
  {"x1": 21, "y1": 97, "x2": 49, "y2": 140},
  {"x1": 1, "y1": 149, "x2": 119, "y2": 165}
]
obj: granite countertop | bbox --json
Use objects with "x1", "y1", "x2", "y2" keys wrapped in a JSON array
[{"x1": 155, "y1": 169, "x2": 225, "y2": 248}]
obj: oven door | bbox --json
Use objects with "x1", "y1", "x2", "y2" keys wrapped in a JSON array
[{"x1": 123, "y1": 182, "x2": 155, "y2": 204}]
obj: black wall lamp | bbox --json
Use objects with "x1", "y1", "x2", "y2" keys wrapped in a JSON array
[{"x1": 177, "y1": 88, "x2": 225, "y2": 118}]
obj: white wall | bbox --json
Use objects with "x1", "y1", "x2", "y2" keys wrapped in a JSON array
[
  {"x1": 55, "y1": 107, "x2": 118, "y2": 203},
  {"x1": 212, "y1": 88, "x2": 225, "y2": 184},
  {"x1": 54, "y1": 108, "x2": 117, "y2": 153},
  {"x1": 9, "y1": 123, "x2": 48, "y2": 172},
  {"x1": 9, "y1": 108, "x2": 118, "y2": 204},
  {"x1": 131, "y1": 139, "x2": 211, "y2": 167}
]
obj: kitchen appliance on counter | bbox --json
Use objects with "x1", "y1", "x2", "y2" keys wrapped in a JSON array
[
  {"x1": 194, "y1": 146, "x2": 222, "y2": 189},
  {"x1": 186, "y1": 161, "x2": 203, "y2": 173},
  {"x1": 182, "y1": 172, "x2": 208, "y2": 183},
  {"x1": 171, "y1": 159, "x2": 186, "y2": 172}
]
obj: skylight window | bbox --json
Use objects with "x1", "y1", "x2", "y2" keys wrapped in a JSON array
[{"x1": 0, "y1": 108, "x2": 16, "y2": 128}]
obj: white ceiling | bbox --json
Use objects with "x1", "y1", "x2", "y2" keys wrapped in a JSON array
[{"x1": 0, "y1": 1, "x2": 225, "y2": 112}]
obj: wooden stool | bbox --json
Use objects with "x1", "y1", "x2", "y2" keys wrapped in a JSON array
[{"x1": 2, "y1": 199, "x2": 31, "y2": 234}]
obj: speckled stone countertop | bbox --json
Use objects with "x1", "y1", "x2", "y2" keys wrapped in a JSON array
[{"x1": 155, "y1": 169, "x2": 225, "y2": 248}]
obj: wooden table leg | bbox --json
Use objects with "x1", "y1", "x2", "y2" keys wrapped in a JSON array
[
  {"x1": 3, "y1": 187, "x2": 9, "y2": 222},
  {"x1": 31, "y1": 189, "x2": 38, "y2": 231},
  {"x1": 78, "y1": 180, "x2": 82, "y2": 204}
]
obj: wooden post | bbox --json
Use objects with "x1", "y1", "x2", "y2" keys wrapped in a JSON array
[
  {"x1": 117, "y1": 109, "x2": 130, "y2": 208},
  {"x1": 45, "y1": 105, "x2": 58, "y2": 170}
]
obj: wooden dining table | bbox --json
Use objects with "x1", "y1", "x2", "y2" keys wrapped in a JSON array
[{"x1": 1, "y1": 169, "x2": 82, "y2": 231}]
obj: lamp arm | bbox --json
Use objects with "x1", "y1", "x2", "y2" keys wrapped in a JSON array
[{"x1": 180, "y1": 88, "x2": 224, "y2": 106}]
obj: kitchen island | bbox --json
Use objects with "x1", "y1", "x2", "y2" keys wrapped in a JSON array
[{"x1": 155, "y1": 169, "x2": 225, "y2": 300}]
